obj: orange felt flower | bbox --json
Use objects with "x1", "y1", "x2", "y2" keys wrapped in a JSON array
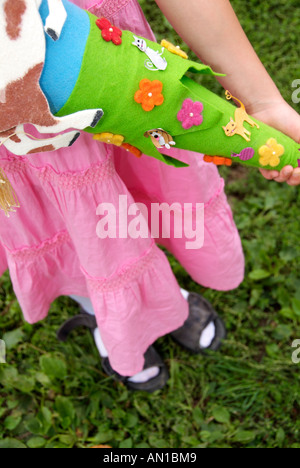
[
  {"x1": 203, "y1": 155, "x2": 232, "y2": 167},
  {"x1": 134, "y1": 79, "x2": 164, "y2": 112},
  {"x1": 121, "y1": 143, "x2": 142, "y2": 158}
]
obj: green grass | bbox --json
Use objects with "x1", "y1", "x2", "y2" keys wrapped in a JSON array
[{"x1": 1, "y1": 0, "x2": 300, "y2": 448}]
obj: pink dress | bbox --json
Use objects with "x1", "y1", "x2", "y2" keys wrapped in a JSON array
[{"x1": 0, "y1": 0, "x2": 244, "y2": 376}]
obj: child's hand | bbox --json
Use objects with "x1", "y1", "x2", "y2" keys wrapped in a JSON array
[
  {"x1": 250, "y1": 100, "x2": 300, "y2": 186},
  {"x1": 154, "y1": 0, "x2": 300, "y2": 184}
]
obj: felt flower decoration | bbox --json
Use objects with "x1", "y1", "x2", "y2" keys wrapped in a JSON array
[
  {"x1": 93, "y1": 132, "x2": 124, "y2": 146},
  {"x1": 258, "y1": 138, "x2": 285, "y2": 167},
  {"x1": 121, "y1": 143, "x2": 142, "y2": 158},
  {"x1": 177, "y1": 99, "x2": 204, "y2": 129},
  {"x1": 96, "y1": 17, "x2": 122, "y2": 45},
  {"x1": 161, "y1": 39, "x2": 188, "y2": 59},
  {"x1": 134, "y1": 79, "x2": 164, "y2": 112},
  {"x1": 203, "y1": 155, "x2": 232, "y2": 166}
]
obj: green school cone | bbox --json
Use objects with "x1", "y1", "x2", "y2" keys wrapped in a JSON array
[{"x1": 56, "y1": 8, "x2": 300, "y2": 170}]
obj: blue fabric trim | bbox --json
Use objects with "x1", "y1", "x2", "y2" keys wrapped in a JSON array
[{"x1": 39, "y1": 0, "x2": 90, "y2": 114}]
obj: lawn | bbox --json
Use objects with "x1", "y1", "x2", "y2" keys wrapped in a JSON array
[{"x1": 0, "y1": 0, "x2": 300, "y2": 448}]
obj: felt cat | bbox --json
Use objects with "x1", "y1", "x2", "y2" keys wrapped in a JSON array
[
  {"x1": 222, "y1": 91, "x2": 260, "y2": 142},
  {"x1": 132, "y1": 35, "x2": 167, "y2": 71}
]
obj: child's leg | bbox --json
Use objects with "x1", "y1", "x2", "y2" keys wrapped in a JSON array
[
  {"x1": 164, "y1": 180, "x2": 245, "y2": 291},
  {"x1": 69, "y1": 291, "x2": 217, "y2": 385},
  {"x1": 114, "y1": 147, "x2": 238, "y2": 352},
  {"x1": 114, "y1": 147, "x2": 244, "y2": 292}
]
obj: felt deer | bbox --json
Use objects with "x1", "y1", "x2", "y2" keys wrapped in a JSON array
[{"x1": 0, "y1": 0, "x2": 103, "y2": 156}]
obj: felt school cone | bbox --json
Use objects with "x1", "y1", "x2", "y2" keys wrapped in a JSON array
[{"x1": 3, "y1": 0, "x2": 300, "y2": 174}]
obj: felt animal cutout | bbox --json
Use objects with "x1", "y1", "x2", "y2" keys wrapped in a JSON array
[
  {"x1": 222, "y1": 90, "x2": 260, "y2": 142},
  {"x1": 144, "y1": 129, "x2": 176, "y2": 149},
  {"x1": 0, "y1": 0, "x2": 103, "y2": 156},
  {"x1": 132, "y1": 35, "x2": 167, "y2": 71}
]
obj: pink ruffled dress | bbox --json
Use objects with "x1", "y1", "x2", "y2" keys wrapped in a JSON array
[{"x1": 0, "y1": 0, "x2": 244, "y2": 376}]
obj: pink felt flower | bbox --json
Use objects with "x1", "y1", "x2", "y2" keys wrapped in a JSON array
[{"x1": 177, "y1": 99, "x2": 204, "y2": 129}]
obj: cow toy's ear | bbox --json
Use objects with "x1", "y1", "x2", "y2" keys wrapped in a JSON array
[
  {"x1": 144, "y1": 131, "x2": 150, "y2": 138},
  {"x1": 44, "y1": 0, "x2": 68, "y2": 41}
]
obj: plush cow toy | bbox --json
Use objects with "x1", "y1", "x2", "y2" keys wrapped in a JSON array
[
  {"x1": 1, "y1": 0, "x2": 300, "y2": 185},
  {"x1": 0, "y1": 0, "x2": 102, "y2": 155}
]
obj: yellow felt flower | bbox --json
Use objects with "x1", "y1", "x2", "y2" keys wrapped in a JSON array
[
  {"x1": 258, "y1": 138, "x2": 285, "y2": 167},
  {"x1": 93, "y1": 133, "x2": 124, "y2": 146},
  {"x1": 161, "y1": 39, "x2": 188, "y2": 59}
]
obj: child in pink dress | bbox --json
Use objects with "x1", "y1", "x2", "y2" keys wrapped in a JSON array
[{"x1": 0, "y1": 0, "x2": 299, "y2": 391}]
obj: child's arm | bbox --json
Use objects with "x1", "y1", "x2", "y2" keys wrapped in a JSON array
[{"x1": 154, "y1": 0, "x2": 300, "y2": 186}]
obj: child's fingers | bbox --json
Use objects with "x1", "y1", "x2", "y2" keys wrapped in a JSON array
[
  {"x1": 273, "y1": 166, "x2": 294, "y2": 183},
  {"x1": 259, "y1": 168, "x2": 280, "y2": 180},
  {"x1": 259, "y1": 166, "x2": 299, "y2": 184}
]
